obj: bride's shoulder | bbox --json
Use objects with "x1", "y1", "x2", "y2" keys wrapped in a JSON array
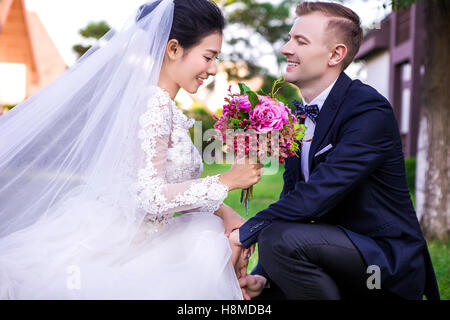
[
  {"x1": 144, "y1": 86, "x2": 194, "y2": 130},
  {"x1": 139, "y1": 87, "x2": 174, "y2": 132},
  {"x1": 147, "y1": 86, "x2": 174, "y2": 110}
]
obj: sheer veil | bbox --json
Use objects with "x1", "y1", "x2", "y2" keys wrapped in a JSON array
[{"x1": 0, "y1": 0, "x2": 174, "y2": 264}]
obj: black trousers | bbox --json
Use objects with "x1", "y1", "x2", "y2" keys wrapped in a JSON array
[{"x1": 252, "y1": 221, "x2": 399, "y2": 300}]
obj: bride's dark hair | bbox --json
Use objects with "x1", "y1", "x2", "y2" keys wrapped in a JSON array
[{"x1": 137, "y1": 0, "x2": 225, "y2": 50}]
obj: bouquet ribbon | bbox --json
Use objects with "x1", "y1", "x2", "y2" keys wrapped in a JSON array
[{"x1": 240, "y1": 186, "x2": 254, "y2": 216}]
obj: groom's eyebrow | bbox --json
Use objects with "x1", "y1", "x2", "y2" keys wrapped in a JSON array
[{"x1": 289, "y1": 33, "x2": 311, "y2": 43}]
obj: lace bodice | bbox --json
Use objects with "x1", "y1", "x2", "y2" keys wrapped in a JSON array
[{"x1": 134, "y1": 86, "x2": 228, "y2": 231}]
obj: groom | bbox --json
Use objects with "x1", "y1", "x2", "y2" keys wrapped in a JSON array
[{"x1": 229, "y1": 1, "x2": 440, "y2": 300}]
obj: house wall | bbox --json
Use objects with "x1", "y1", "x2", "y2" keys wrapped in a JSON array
[
  {"x1": 0, "y1": 62, "x2": 26, "y2": 104},
  {"x1": 389, "y1": 3, "x2": 424, "y2": 157},
  {"x1": 359, "y1": 51, "x2": 391, "y2": 102},
  {"x1": 356, "y1": 3, "x2": 424, "y2": 158}
]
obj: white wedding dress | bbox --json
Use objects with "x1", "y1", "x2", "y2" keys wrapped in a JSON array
[{"x1": 0, "y1": 87, "x2": 243, "y2": 300}]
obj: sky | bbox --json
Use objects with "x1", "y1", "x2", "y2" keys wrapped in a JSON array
[{"x1": 25, "y1": 0, "x2": 391, "y2": 67}]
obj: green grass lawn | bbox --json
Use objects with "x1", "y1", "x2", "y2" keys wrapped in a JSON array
[
  {"x1": 201, "y1": 162, "x2": 449, "y2": 300},
  {"x1": 428, "y1": 240, "x2": 450, "y2": 299}
]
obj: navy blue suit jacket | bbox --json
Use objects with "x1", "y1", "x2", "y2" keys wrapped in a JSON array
[{"x1": 239, "y1": 72, "x2": 440, "y2": 300}]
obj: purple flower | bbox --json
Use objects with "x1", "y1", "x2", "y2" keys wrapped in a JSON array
[{"x1": 249, "y1": 96, "x2": 290, "y2": 132}]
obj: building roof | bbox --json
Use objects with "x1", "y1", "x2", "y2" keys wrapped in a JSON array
[
  {"x1": 355, "y1": 15, "x2": 391, "y2": 61},
  {"x1": 26, "y1": 11, "x2": 66, "y2": 88},
  {"x1": 0, "y1": 0, "x2": 14, "y2": 33},
  {"x1": 0, "y1": 0, "x2": 66, "y2": 95}
]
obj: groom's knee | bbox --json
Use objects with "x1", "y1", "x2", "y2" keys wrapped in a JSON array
[
  {"x1": 258, "y1": 222, "x2": 314, "y2": 261},
  {"x1": 258, "y1": 222, "x2": 287, "y2": 253},
  {"x1": 258, "y1": 222, "x2": 297, "y2": 261},
  {"x1": 258, "y1": 222, "x2": 284, "y2": 243}
]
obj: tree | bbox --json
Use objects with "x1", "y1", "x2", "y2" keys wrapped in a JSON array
[
  {"x1": 402, "y1": 0, "x2": 450, "y2": 241},
  {"x1": 213, "y1": 0, "x2": 301, "y2": 104},
  {"x1": 73, "y1": 21, "x2": 111, "y2": 58}
]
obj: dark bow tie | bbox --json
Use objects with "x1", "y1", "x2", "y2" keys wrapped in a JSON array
[{"x1": 293, "y1": 100, "x2": 319, "y2": 123}]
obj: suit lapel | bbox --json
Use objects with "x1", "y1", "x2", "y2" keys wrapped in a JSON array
[{"x1": 308, "y1": 72, "x2": 353, "y2": 171}]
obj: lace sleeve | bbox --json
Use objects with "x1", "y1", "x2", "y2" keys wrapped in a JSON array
[{"x1": 135, "y1": 89, "x2": 229, "y2": 219}]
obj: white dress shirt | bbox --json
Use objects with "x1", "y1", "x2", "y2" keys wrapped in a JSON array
[{"x1": 301, "y1": 78, "x2": 338, "y2": 181}]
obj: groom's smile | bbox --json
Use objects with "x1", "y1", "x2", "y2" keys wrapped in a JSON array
[
  {"x1": 286, "y1": 60, "x2": 301, "y2": 72},
  {"x1": 281, "y1": 12, "x2": 336, "y2": 90}
]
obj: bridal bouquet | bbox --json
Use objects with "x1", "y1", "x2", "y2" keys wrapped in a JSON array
[{"x1": 212, "y1": 78, "x2": 306, "y2": 215}]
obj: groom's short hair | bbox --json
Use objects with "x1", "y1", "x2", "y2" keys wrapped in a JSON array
[{"x1": 296, "y1": 1, "x2": 363, "y2": 70}]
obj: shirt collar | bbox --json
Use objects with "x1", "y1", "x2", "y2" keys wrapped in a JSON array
[{"x1": 302, "y1": 77, "x2": 338, "y2": 112}]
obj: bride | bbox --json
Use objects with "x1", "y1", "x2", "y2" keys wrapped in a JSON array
[{"x1": 0, "y1": 0, "x2": 263, "y2": 299}]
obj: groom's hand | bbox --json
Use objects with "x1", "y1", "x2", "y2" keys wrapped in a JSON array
[{"x1": 239, "y1": 274, "x2": 267, "y2": 299}]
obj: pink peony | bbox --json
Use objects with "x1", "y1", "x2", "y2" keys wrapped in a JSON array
[
  {"x1": 249, "y1": 96, "x2": 290, "y2": 132},
  {"x1": 233, "y1": 95, "x2": 252, "y2": 112}
]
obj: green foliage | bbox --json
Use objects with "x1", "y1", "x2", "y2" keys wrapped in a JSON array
[
  {"x1": 259, "y1": 75, "x2": 301, "y2": 112},
  {"x1": 294, "y1": 123, "x2": 307, "y2": 140},
  {"x1": 79, "y1": 21, "x2": 111, "y2": 39},
  {"x1": 405, "y1": 157, "x2": 416, "y2": 193},
  {"x1": 2, "y1": 104, "x2": 16, "y2": 111},
  {"x1": 184, "y1": 102, "x2": 217, "y2": 152},
  {"x1": 269, "y1": 76, "x2": 285, "y2": 98},
  {"x1": 73, "y1": 21, "x2": 111, "y2": 58},
  {"x1": 225, "y1": 0, "x2": 295, "y2": 44},
  {"x1": 238, "y1": 83, "x2": 260, "y2": 109},
  {"x1": 201, "y1": 162, "x2": 284, "y2": 218},
  {"x1": 72, "y1": 44, "x2": 91, "y2": 58},
  {"x1": 387, "y1": 0, "x2": 420, "y2": 10},
  {"x1": 190, "y1": 105, "x2": 210, "y2": 116},
  {"x1": 213, "y1": 0, "x2": 298, "y2": 81},
  {"x1": 428, "y1": 240, "x2": 450, "y2": 299}
]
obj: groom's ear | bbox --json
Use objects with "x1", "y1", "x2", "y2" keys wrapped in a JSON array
[
  {"x1": 328, "y1": 44, "x2": 347, "y2": 69},
  {"x1": 166, "y1": 39, "x2": 184, "y2": 60}
]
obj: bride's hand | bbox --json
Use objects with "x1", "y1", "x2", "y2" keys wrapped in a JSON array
[
  {"x1": 218, "y1": 204, "x2": 246, "y2": 237},
  {"x1": 228, "y1": 229, "x2": 255, "y2": 280},
  {"x1": 228, "y1": 242, "x2": 255, "y2": 300},
  {"x1": 219, "y1": 157, "x2": 263, "y2": 191},
  {"x1": 229, "y1": 241, "x2": 243, "y2": 274},
  {"x1": 229, "y1": 243, "x2": 251, "y2": 279},
  {"x1": 236, "y1": 246, "x2": 251, "y2": 276}
]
